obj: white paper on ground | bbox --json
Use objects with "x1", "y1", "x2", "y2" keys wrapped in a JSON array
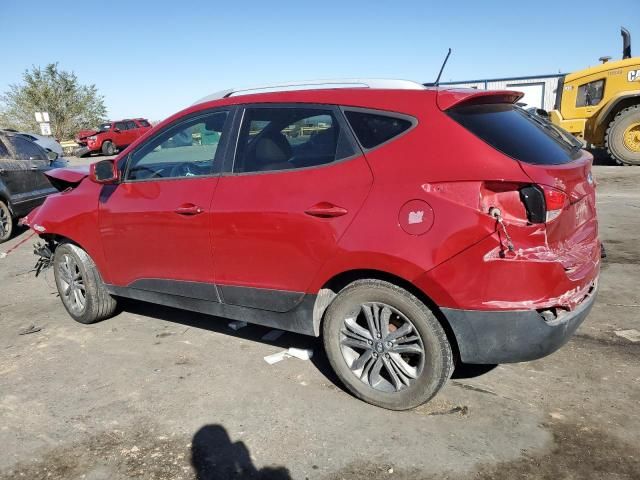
[
  {"x1": 264, "y1": 351, "x2": 288, "y2": 365},
  {"x1": 287, "y1": 347, "x2": 313, "y2": 360}
]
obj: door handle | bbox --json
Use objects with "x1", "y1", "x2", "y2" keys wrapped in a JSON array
[
  {"x1": 305, "y1": 202, "x2": 348, "y2": 218},
  {"x1": 174, "y1": 204, "x2": 204, "y2": 216}
]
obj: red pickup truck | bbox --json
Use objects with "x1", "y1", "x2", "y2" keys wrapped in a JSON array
[{"x1": 75, "y1": 119, "x2": 152, "y2": 156}]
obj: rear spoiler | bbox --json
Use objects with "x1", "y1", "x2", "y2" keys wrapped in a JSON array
[{"x1": 436, "y1": 88, "x2": 524, "y2": 111}]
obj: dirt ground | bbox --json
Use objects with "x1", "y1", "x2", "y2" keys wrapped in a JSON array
[{"x1": 0, "y1": 156, "x2": 639, "y2": 479}]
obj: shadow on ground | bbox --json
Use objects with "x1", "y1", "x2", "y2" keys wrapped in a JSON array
[{"x1": 192, "y1": 425, "x2": 291, "y2": 479}]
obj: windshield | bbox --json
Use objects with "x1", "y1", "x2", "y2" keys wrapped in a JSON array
[{"x1": 98, "y1": 123, "x2": 111, "y2": 131}]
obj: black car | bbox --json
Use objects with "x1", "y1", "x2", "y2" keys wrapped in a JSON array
[{"x1": 0, "y1": 130, "x2": 63, "y2": 243}]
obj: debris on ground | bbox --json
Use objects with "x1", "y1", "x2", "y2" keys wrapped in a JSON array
[
  {"x1": 0, "y1": 252, "x2": 7, "y2": 259},
  {"x1": 261, "y1": 329, "x2": 284, "y2": 341},
  {"x1": 614, "y1": 329, "x2": 640, "y2": 342},
  {"x1": 263, "y1": 351, "x2": 288, "y2": 365},
  {"x1": 18, "y1": 325, "x2": 42, "y2": 335},
  {"x1": 263, "y1": 347, "x2": 314, "y2": 365},
  {"x1": 228, "y1": 321, "x2": 248, "y2": 331},
  {"x1": 287, "y1": 347, "x2": 313, "y2": 360}
]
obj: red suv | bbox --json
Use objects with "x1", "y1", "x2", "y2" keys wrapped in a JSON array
[
  {"x1": 26, "y1": 80, "x2": 599, "y2": 410},
  {"x1": 75, "y1": 118, "x2": 152, "y2": 156}
]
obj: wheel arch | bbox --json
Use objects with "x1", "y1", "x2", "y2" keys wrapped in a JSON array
[
  {"x1": 591, "y1": 92, "x2": 640, "y2": 145},
  {"x1": 311, "y1": 268, "x2": 461, "y2": 363}
]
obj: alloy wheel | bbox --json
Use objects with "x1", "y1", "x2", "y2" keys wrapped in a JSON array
[
  {"x1": 0, "y1": 203, "x2": 10, "y2": 240},
  {"x1": 57, "y1": 253, "x2": 86, "y2": 314},
  {"x1": 339, "y1": 302, "x2": 425, "y2": 393}
]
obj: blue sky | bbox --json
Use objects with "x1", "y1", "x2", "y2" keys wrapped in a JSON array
[{"x1": 1, "y1": 0, "x2": 638, "y2": 121}]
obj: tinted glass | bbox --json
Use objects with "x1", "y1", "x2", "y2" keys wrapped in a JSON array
[
  {"x1": 576, "y1": 80, "x2": 605, "y2": 107},
  {"x1": 447, "y1": 103, "x2": 581, "y2": 165},
  {"x1": 115, "y1": 122, "x2": 127, "y2": 130},
  {"x1": 126, "y1": 120, "x2": 137, "y2": 130},
  {"x1": 6, "y1": 136, "x2": 47, "y2": 160},
  {"x1": 234, "y1": 107, "x2": 354, "y2": 173},
  {"x1": 126, "y1": 111, "x2": 228, "y2": 180},
  {"x1": 0, "y1": 139, "x2": 10, "y2": 157},
  {"x1": 98, "y1": 123, "x2": 112, "y2": 131},
  {"x1": 345, "y1": 111, "x2": 413, "y2": 149},
  {"x1": 137, "y1": 120, "x2": 151, "y2": 127}
]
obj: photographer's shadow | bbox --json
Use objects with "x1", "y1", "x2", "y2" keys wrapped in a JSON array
[{"x1": 192, "y1": 424, "x2": 291, "y2": 480}]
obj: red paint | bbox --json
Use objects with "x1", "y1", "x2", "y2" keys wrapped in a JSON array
[{"x1": 28, "y1": 86, "x2": 599, "y2": 315}]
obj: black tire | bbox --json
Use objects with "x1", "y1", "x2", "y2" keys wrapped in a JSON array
[
  {"x1": 53, "y1": 243, "x2": 117, "y2": 324},
  {"x1": 322, "y1": 279, "x2": 454, "y2": 410},
  {"x1": 101, "y1": 141, "x2": 115, "y2": 156},
  {"x1": 605, "y1": 105, "x2": 640, "y2": 166},
  {"x1": 0, "y1": 199, "x2": 14, "y2": 244}
]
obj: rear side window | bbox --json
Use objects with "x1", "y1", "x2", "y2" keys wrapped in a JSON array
[
  {"x1": 126, "y1": 120, "x2": 137, "y2": 130},
  {"x1": 137, "y1": 119, "x2": 151, "y2": 127},
  {"x1": 6, "y1": 136, "x2": 47, "y2": 160},
  {"x1": 447, "y1": 103, "x2": 581, "y2": 165},
  {"x1": 234, "y1": 107, "x2": 355, "y2": 173},
  {"x1": 344, "y1": 111, "x2": 413, "y2": 149}
]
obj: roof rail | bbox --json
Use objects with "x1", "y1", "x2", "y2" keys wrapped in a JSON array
[{"x1": 193, "y1": 79, "x2": 426, "y2": 105}]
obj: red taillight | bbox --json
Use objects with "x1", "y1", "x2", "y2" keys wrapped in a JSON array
[{"x1": 541, "y1": 185, "x2": 568, "y2": 222}]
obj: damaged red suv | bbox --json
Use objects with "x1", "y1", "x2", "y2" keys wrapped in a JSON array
[{"x1": 26, "y1": 80, "x2": 599, "y2": 410}]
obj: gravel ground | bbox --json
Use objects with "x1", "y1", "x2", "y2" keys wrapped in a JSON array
[{"x1": 0, "y1": 156, "x2": 638, "y2": 479}]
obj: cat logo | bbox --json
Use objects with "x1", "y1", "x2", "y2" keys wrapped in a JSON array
[
  {"x1": 628, "y1": 69, "x2": 640, "y2": 82},
  {"x1": 408, "y1": 210, "x2": 424, "y2": 224}
]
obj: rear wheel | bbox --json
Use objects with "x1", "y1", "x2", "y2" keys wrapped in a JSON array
[
  {"x1": 0, "y1": 200, "x2": 14, "y2": 243},
  {"x1": 101, "y1": 141, "x2": 115, "y2": 156},
  {"x1": 606, "y1": 105, "x2": 640, "y2": 166},
  {"x1": 322, "y1": 279, "x2": 454, "y2": 410},
  {"x1": 53, "y1": 243, "x2": 117, "y2": 324}
]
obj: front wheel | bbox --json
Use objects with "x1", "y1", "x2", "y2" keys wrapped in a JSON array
[
  {"x1": 53, "y1": 243, "x2": 117, "y2": 324},
  {"x1": 0, "y1": 200, "x2": 14, "y2": 243},
  {"x1": 101, "y1": 141, "x2": 115, "y2": 156},
  {"x1": 322, "y1": 279, "x2": 454, "y2": 410}
]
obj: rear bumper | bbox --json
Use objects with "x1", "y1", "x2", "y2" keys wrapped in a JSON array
[{"x1": 441, "y1": 281, "x2": 598, "y2": 364}]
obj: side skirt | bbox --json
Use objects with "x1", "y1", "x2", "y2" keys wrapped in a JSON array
[{"x1": 105, "y1": 284, "x2": 318, "y2": 337}]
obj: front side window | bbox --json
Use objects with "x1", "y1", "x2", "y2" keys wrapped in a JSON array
[
  {"x1": 137, "y1": 119, "x2": 151, "y2": 127},
  {"x1": 126, "y1": 111, "x2": 228, "y2": 181},
  {"x1": 576, "y1": 80, "x2": 605, "y2": 107},
  {"x1": 6, "y1": 136, "x2": 46, "y2": 161},
  {"x1": 115, "y1": 121, "x2": 127, "y2": 130},
  {"x1": 234, "y1": 107, "x2": 355, "y2": 173},
  {"x1": 126, "y1": 120, "x2": 137, "y2": 130}
]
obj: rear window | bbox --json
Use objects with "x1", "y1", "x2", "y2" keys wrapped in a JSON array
[
  {"x1": 344, "y1": 111, "x2": 413, "y2": 149},
  {"x1": 447, "y1": 103, "x2": 581, "y2": 165}
]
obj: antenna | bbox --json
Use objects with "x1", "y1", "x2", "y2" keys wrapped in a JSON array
[{"x1": 433, "y1": 48, "x2": 452, "y2": 86}]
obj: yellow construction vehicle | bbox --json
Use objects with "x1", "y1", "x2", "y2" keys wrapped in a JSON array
[{"x1": 549, "y1": 28, "x2": 640, "y2": 165}]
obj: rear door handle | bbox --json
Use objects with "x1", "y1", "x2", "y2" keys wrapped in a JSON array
[
  {"x1": 305, "y1": 202, "x2": 348, "y2": 218},
  {"x1": 174, "y1": 204, "x2": 204, "y2": 216}
]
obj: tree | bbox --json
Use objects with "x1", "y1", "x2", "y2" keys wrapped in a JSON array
[{"x1": 0, "y1": 63, "x2": 106, "y2": 141}]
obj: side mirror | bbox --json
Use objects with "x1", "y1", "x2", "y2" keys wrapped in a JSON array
[
  {"x1": 90, "y1": 159, "x2": 120, "y2": 184},
  {"x1": 46, "y1": 150, "x2": 59, "y2": 163}
]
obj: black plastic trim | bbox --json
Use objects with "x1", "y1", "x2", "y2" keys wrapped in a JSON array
[
  {"x1": 219, "y1": 284, "x2": 305, "y2": 313},
  {"x1": 440, "y1": 284, "x2": 598, "y2": 364},
  {"x1": 106, "y1": 284, "x2": 317, "y2": 336},
  {"x1": 129, "y1": 278, "x2": 221, "y2": 303}
]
